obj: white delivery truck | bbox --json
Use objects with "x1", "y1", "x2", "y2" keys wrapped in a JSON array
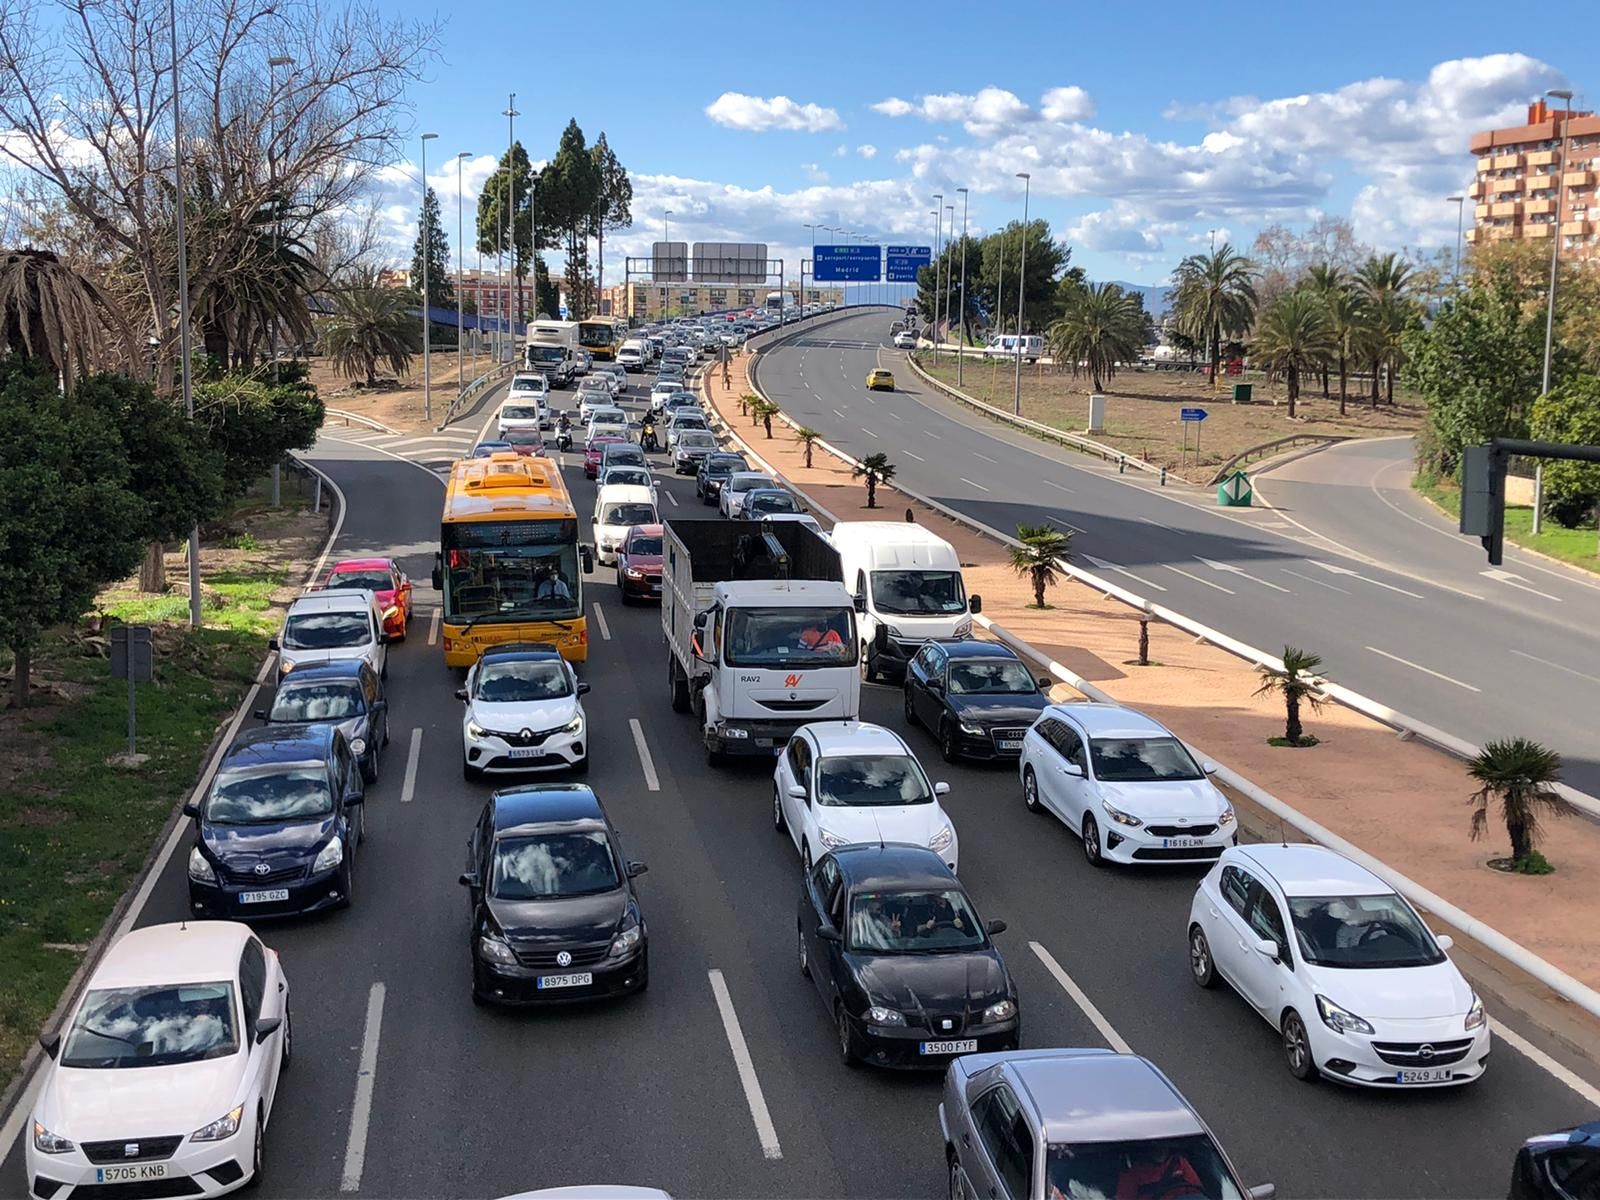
[
  {"x1": 525, "y1": 321, "x2": 581, "y2": 387},
  {"x1": 617, "y1": 339, "x2": 648, "y2": 371},
  {"x1": 983, "y1": 334, "x2": 1044, "y2": 363},
  {"x1": 662, "y1": 519, "x2": 861, "y2": 765},
  {"x1": 829, "y1": 520, "x2": 983, "y2": 682}
]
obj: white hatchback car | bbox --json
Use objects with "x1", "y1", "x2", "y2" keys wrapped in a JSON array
[
  {"x1": 28, "y1": 922, "x2": 289, "y2": 1197},
  {"x1": 496, "y1": 398, "x2": 545, "y2": 439},
  {"x1": 458, "y1": 644, "x2": 590, "y2": 778},
  {"x1": 772, "y1": 720, "x2": 958, "y2": 873},
  {"x1": 1187, "y1": 844, "x2": 1489, "y2": 1088},
  {"x1": 719, "y1": 472, "x2": 777, "y2": 519},
  {"x1": 1019, "y1": 703, "x2": 1234, "y2": 867},
  {"x1": 576, "y1": 384, "x2": 613, "y2": 421},
  {"x1": 273, "y1": 590, "x2": 388, "y2": 684},
  {"x1": 591, "y1": 484, "x2": 659, "y2": 565}
]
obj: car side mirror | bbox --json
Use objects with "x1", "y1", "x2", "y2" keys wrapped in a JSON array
[
  {"x1": 268, "y1": 636, "x2": 280, "y2": 651},
  {"x1": 580, "y1": 545, "x2": 595, "y2": 573},
  {"x1": 344, "y1": 789, "x2": 365, "y2": 807},
  {"x1": 1037, "y1": 677, "x2": 1053, "y2": 691},
  {"x1": 816, "y1": 923, "x2": 841, "y2": 944},
  {"x1": 1247, "y1": 1185, "x2": 1276, "y2": 1200},
  {"x1": 873, "y1": 624, "x2": 889, "y2": 652},
  {"x1": 431, "y1": 566, "x2": 443, "y2": 590},
  {"x1": 787, "y1": 783, "x2": 807, "y2": 801},
  {"x1": 933, "y1": 781, "x2": 950, "y2": 796},
  {"x1": 1202, "y1": 761, "x2": 1218, "y2": 775},
  {"x1": 968, "y1": 594, "x2": 982, "y2": 614},
  {"x1": 692, "y1": 611, "x2": 708, "y2": 631},
  {"x1": 253, "y1": 1016, "x2": 282, "y2": 1044},
  {"x1": 577, "y1": 682, "x2": 591, "y2": 695},
  {"x1": 852, "y1": 592, "x2": 867, "y2": 614},
  {"x1": 183, "y1": 801, "x2": 201, "y2": 819},
  {"x1": 371, "y1": 700, "x2": 388, "y2": 714},
  {"x1": 38, "y1": 1032, "x2": 60, "y2": 1060},
  {"x1": 1254, "y1": 937, "x2": 1281, "y2": 961},
  {"x1": 454, "y1": 687, "x2": 469, "y2": 701},
  {"x1": 459, "y1": 872, "x2": 479, "y2": 889},
  {"x1": 1434, "y1": 934, "x2": 1454, "y2": 952},
  {"x1": 252, "y1": 708, "x2": 269, "y2": 721},
  {"x1": 626, "y1": 860, "x2": 648, "y2": 878},
  {"x1": 1062, "y1": 762, "x2": 1084, "y2": 777},
  {"x1": 985, "y1": 919, "x2": 1008, "y2": 936}
]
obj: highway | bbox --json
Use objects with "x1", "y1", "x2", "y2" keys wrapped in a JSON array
[
  {"x1": 6, "y1": 366, "x2": 1597, "y2": 1200},
  {"x1": 754, "y1": 310, "x2": 1600, "y2": 798}
]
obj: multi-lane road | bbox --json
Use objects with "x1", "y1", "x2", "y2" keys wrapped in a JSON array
[
  {"x1": 755, "y1": 310, "x2": 1600, "y2": 798},
  {"x1": 6, "y1": 358, "x2": 1599, "y2": 1200}
]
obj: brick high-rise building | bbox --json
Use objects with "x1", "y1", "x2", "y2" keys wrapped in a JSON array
[{"x1": 1468, "y1": 99, "x2": 1600, "y2": 261}]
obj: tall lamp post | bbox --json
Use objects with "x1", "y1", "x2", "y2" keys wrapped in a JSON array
[
  {"x1": 1535, "y1": 87, "x2": 1575, "y2": 535},
  {"x1": 457, "y1": 151, "x2": 470, "y2": 384},
  {"x1": 529, "y1": 169, "x2": 541, "y2": 318},
  {"x1": 169, "y1": 0, "x2": 201, "y2": 627},
  {"x1": 420, "y1": 132, "x2": 437, "y2": 420},
  {"x1": 267, "y1": 54, "x2": 293, "y2": 507},
  {"x1": 931, "y1": 194, "x2": 943, "y2": 358},
  {"x1": 945, "y1": 203, "x2": 955, "y2": 360},
  {"x1": 956, "y1": 187, "x2": 968, "y2": 386},
  {"x1": 1446, "y1": 195, "x2": 1465, "y2": 286},
  {"x1": 1013, "y1": 171, "x2": 1031, "y2": 416},
  {"x1": 503, "y1": 95, "x2": 518, "y2": 342}
]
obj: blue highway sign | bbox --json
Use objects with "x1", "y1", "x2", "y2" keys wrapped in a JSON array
[
  {"x1": 1180, "y1": 407, "x2": 1209, "y2": 422},
  {"x1": 885, "y1": 244, "x2": 932, "y2": 283},
  {"x1": 814, "y1": 244, "x2": 882, "y2": 282}
]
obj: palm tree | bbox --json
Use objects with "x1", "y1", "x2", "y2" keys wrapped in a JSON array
[
  {"x1": 0, "y1": 249, "x2": 136, "y2": 390},
  {"x1": 794, "y1": 426, "x2": 821, "y2": 468},
  {"x1": 1323, "y1": 288, "x2": 1369, "y2": 416},
  {"x1": 1171, "y1": 244, "x2": 1258, "y2": 384},
  {"x1": 1356, "y1": 254, "x2": 1414, "y2": 405},
  {"x1": 1253, "y1": 646, "x2": 1325, "y2": 745},
  {"x1": 194, "y1": 199, "x2": 319, "y2": 369},
  {"x1": 319, "y1": 286, "x2": 419, "y2": 386},
  {"x1": 852, "y1": 452, "x2": 896, "y2": 509},
  {"x1": 1046, "y1": 283, "x2": 1144, "y2": 392},
  {"x1": 1302, "y1": 262, "x2": 1344, "y2": 397},
  {"x1": 1008, "y1": 523, "x2": 1072, "y2": 608},
  {"x1": 1468, "y1": 738, "x2": 1573, "y2": 867},
  {"x1": 1251, "y1": 291, "x2": 1335, "y2": 418}
]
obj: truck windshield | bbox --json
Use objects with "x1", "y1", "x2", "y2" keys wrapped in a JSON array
[
  {"x1": 870, "y1": 570, "x2": 967, "y2": 616},
  {"x1": 723, "y1": 607, "x2": 855, "y2": 668}
]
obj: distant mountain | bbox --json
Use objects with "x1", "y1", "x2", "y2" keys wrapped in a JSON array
[{"x1": 1102, "y1": 280, "x2": 1171, "y2": 316}]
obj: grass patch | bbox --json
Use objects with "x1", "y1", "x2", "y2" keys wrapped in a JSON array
[
  {"x1": 1267, "y1": 734, "x2": 1321, "y2": 748},
  {"x1": 1413, "y1": 474, "x2": 1600, "y2": 573}
]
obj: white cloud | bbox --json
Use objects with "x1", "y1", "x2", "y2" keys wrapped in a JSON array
[
  {"x1": 833, "y1": 144, "x2": 848, "y2": 157},
  {"x1": 1067, "y1": 202, "x2": 1182, "y2": 254},
  {"x1": 800, "y1": 162, "x2": 830, "y2": 183},
  {"x1": 871, "y1": 87, "x2": 1037, "y2": 138},
  {"x1": 1040, "y1": 86, "x2": 1094, "y2": 122},
  {"x1": 856, "y1": 144, "x2": 878, "y2": 159},
  {"x1": 704, "y1": 92, "x2": 844, "y2": 133},
  {"x1": 871, "y1": 97, "x2": 915, "y2": 117}
]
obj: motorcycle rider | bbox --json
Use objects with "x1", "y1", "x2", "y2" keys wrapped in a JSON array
[
  {"x1": 556, "y1": 412, "x2": 573, "y2": 451},
  {"x1": 640, "y1": 416, "x2": 659, "y2": 453}
]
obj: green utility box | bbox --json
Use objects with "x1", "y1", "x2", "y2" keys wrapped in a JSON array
[
  {"x1": 1218, "y1": 470, "x2": 1253, "y2": 507},
  {"x1": 1231, "y1": 383, "x2": 1253, "y2": 403}
]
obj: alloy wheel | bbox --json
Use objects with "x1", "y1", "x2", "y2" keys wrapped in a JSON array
[
  {"x1": 798, "y1": 925, "x2": 810, "y2": 978},
  {"x1": 1081, "y1": 815, "x2": 1103, "y2": 867},
  {"x1": 1282, "y1": 1011, "x2": 1317, "y2": 1081},
  {"x1": 772, "y1": 788, "x2": 786, "y2": 833},
  {"x1": 1188, "y1": 927, "x2": 1216, "y2": 989},
  {"x1": 1023, "y1": 769, "x2": 1041, "y2": 812}
]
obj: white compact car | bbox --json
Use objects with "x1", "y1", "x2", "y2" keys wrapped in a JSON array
[
  {"x1": 458, "y1": 645, "x2": 591, "y2": 778},
  {"x1": 648, "y1": 381, "x2": 680, "y2": 414},
  {"x1": 893, "y1": 331, "x2": 916, "y2": 349},
  {"x1": 591, "y1": 483, "x2": 659, "y2": 565},
  {"x1": 496, "y1": 397, "x2": 545, "y2": 439},
  {"x1": 273, "y1": 590, "x2": 388, "y2": 684},
  {"x1": 576, "y1": 383, "x2": 613, "y2": 421},
  {"x1": 27, "y1": 922, "x2": 289, "y2": 1197},
  {"x1": 1019, "y1": 703, "x2": 1234, "y2": 867},
  {"x1": 585, "y1": 406, "x2": 629, "y2": 441},
  {"x1": 599, "y1": 465, "x2": 658, "y2": 502},
  {"x1": 665, "y1": 412, "x2": 710, "y2": 451},
  {"x1": 1187, "y1": 844, "x2": 1489, "y2": 1088},
  {"x1": 719, "y1": 472, "x2": 777, "y2": 519},
  {"x1": 773, "y1": 721, "x2": 958, "y2": 872}
]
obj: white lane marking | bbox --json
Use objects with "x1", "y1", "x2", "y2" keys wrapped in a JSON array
[
  {"x1": 1030, "y1": 942, "x2": 1133, "y2": 1054},
  {"x1": 1310, "y1": 560, "x2": 1427, "y2": 600},
  {"x1": 592, "y1": 602, "x2": 612, "y2": 641},
  {"x1": 924, "y1": 430, "x2": 941, "y2": 440},
  {"x1": 663, "y1": 489, "x2": 679, "y2": 506},
  {"x1": 427, "y1": 608, "x2": 441, "y2": 645},
  {"x1": 861, "y1": 427, "x2": 880, "y2": 438},
  {"x1": 400, "y1": 729, "x2": 423, "y2": 803},
  {"x1": 339, "y1": 982, "x2": 386, "y2": 1192},
  {"x1": 1492, "y1": 1019, "x2": 1600, "y2": 1108},
  {"x1": 1136, "y1": 516, "x2": 1166, "y2": 529},
  {"x1": 1043, "y1": 479, "x2": 1075, "y2": 493},
  {"x1": 903, "y1": 450, "x2": 926, "y2": 462},
  {"x1": 1482, "y1": 568, "x2": 1563, "y2": 602},
  {"x1": 707, "y1": 969, "x2": 783, "y2": 1160},
  {"x1": 1083, "y1": 554, "x2": 1167, "y2": 592},
  {"x1": 1194, "y1": 555, "x2": 1292, "y2": 593},
  {"x1": 1366, "y1": 646, "x2": 1481, "y2": 692},
  {"x1": 629, "y1": 718, "x2": 659, "y2": 791},
  {"x1": 1161, "y1": 564, "x2": 1235, "y2": 594},
  {"x1": 832, "y1": 408, "x2": 847, "y2": 419},
  {"x1": 1282, "y1": 568, "x2": 1350, "y2": 595},
  {"x1": 959, "y1": 477, "x2": 990, "y2": 492},
  {"x1": 973, "y1": 451, "x2": 998, "y2": 464},
  {"x1": 1509, "y1": 648, "x2": 1600, "y2": 687},
  {"x1": 885, "y1": 410, "x2": 903, "y2": 421}
]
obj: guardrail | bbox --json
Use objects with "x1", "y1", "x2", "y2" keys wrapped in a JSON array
[
  {"x1": 1206, "y1": 433, "x2": 1351, "y2": 484},
  {"x1": 436, "y1": 361, "x2": 512, "y2": 430},
  {"x1": 322, "y1": 408, "x2": 400, "y2": 435}
]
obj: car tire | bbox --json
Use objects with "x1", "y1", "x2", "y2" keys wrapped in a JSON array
[
  {"x1": 798, "y1": 924, "x2": 810, "y2": 978},
  {"x1": 361, "y1": 749, "x2": 379, "y2": 786},
  {"x1": 1080, "y1": 814, "x2": 1104, "y2": 868},
  {"x1": 462, "y1": 756, "x2": 481, "y2": 783},
  {"x1": 947, "y1": 1156, "x2": 963, "y2": 1200},
  {"x1": 279, "y1": 1003, "x2": 292, "y2": 1071},
  {"x1": 339, "y1": 861, "x2": 355, "y2": 909},
  {"x1": 861, "y1": 646, "x2": 879, "y2": 684},
  {"x1": 939, "y1": 720, "x2": 961, "y2": 764},
  {"x1": 772, "y1": 787, "x2": 786, "y2": 834},
  {"x1": 801, "y1": 842, "x2": 812, "y2": 874},
  {"x1": 668, "y1": 653, "x2": 690, "y2": 714},
  {"x1": 903, "y1": 686, "x2": 917, "y2": 727},
  {"x1": 1188, "y1": 925, "x2": 1217, "y2": 989},
  {"x1": 382, "y1": 716, "x2": 391, "y2": 748},
  {"x1": 244, "y1": 1105, "x2": 264, "y2": 1190},
  {"x1": 616, "y1": 575, "x2": 632, "y2": 604},
  {"x1": 705, "y1": 736, "x2": 726, "y2": 767},
  {"x1": 571, "y1": 753, "x2": 590, "y2": 776},
  {"x1": 836, "y1": 1005, "x2": 860, "y2": 1067},
  {"x1": 1282, "y1": 1010, "x2": 1318, "y2": 1082},
  {"x1": 1022, "y1": 767, "x2": 1043, "y2": 813}
]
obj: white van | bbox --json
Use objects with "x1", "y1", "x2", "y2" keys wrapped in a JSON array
[
  {"x1": 497, "y1": 398, "x2": 545, "y2": 439},
  {"x1": 617, "y1": 340, "x2": 648, "y2": 372},
  {"x1": 829, "y1": 521, "x2": 981, "y2": 681},
  {"x1": 591, "y1": 484, "x2": 659, "y2": 565},
  {"x1": 983, "y1": 334, "x2": 1043, "y2": 363},
  {"x1": 273, "y1": 590, "x2": 389, "y2": 684}
]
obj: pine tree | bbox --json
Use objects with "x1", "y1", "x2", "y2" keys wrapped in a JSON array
[
  {"x1": 409, "y1": 187, "x2": 455, "y2": 309},
  {"x1": 476, "y1": 143, "x2": 537, "y2": 325}
]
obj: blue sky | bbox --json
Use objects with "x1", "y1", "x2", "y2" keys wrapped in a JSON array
[{"x1": 369, "y1": 0, "x2": 1594, "y2": 285}]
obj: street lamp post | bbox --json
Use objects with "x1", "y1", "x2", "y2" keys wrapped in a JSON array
[
  {"x1": 504, "y1": 96, "x2": 518, "y2": 339},
  {"x1": 945, "y1": 204, "x2": 955, "y2": 362},
  {"x1": 956, "y1": 187, "x2": 968, "y2": 387},
  {"x1": 267, "y1": 54, "x2": 293, "y2": 508},
  {"x1": 1013, "y1": 172, "x2": 1031, "y2": 416},
  {"x1": 931, "y1": 194, "x2": 943, "y2": 359},
  {"x1": 1535, "y1": 87, "x2": 1575, "y2": 535},
  {"x1": 457, "y1": 151, "x2": 470, "y2": 387},
  {"x1": 169, "y1": 0, "x2": 201, "y2": 628},
  {"x1": 420, "y1": 132, "x2": 437, "y2": 421},
  {"x1": 1446, "y1": 195, "x2": 1465, "y2": 286}
]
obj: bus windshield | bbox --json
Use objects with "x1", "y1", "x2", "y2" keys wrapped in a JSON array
[
  {"x1": 442, "y1": 521, "x2": 581, "y2": 625},
  {"x1": 577, "y1": 321, "x2": 617, "y2": 349}
]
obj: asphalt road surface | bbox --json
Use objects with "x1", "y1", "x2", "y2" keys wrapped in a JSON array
[
  {"x1": 754, "y1": 310, "x2": 1600, "y2": 800},
  {"x1": 6, "y1": 367, "x2": 1598, "y2": 1200}
]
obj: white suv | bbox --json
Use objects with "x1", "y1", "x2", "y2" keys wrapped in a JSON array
[
  {"x1": 274, "y1": 590, "x2": 387, "y2": 683},
  {"x1": 772, "y1": 720, "x2": 957, "y2": 872},
  {"x1": 458, "y1": 645, "x2": 590, "y2": 778}
]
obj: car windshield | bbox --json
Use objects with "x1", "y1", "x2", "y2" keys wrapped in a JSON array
[
  {"x1": 206, "y1": 763, "x2": 333, "y2": 824},
  {"x1": 870, "y1": 570, "x2": 967, "y2": 616},
  {"x1": 505, "y1": 428, "x2": 543, "y2": 446},
  {"x1": 1089, "y1": 736, "x2": 1204, "y2": 782},
  {"x1": 705, "y1": 459, "x2": 742, "y2": 476},
  {"x1": 501, "y1": 405, "x2": 540, "y2": 421},
  {"x1": 673, "y1": 416, "x2": 708, "y2": 430},
  {"x1": 602, "y1": 503, "x2": 657, "y2": 527},
  {"x1": 61, "y1": 983, "x2": 239, "y2": 1069},
  {"x1": 605, "y1": 448, "x2": 646, "y2": 466},
  {"x1": 1288, "y1": 893, "x2": 1446, "y2": 969},
  {"x1": 948, "y1": 660, "x2": 1038, "y2": 695},
  {"x1": 847, "y1": 889, "x2": 984, "y2": 953},
  {"x1": 606, "y1": 470, "x2": 650, "y2": 488},
  {"x1": 626, "y1": 535, "x2": 663, "y2": 556},
  {"x1": 326, "y1": 569, "x2": 391, "y2": 593},
  {"x1": 748, "y1": 493, "x2": 798, "y2": 514},
  {"x1": 491, "y1": 830, "x2": 620, "y2": 900},
  {"x1": 731, "y1": 476, "x2": 774, "y2": 494},
  {"x1": 816, "y1": 754, "x2": 931, "y2": 807},
  {"x1": 269, "y1": 682, "x2": 364, "y2": 722},
  {"x1": 723, "y1": 606, "x2": 855, "y2": 668},
  {"x1": 282, "y1": 611, "x2": 369, "y2": 650},
  {"x1": 475, "y1": 659, "x2": 571, "y2": 703},
  {"x1": 680, "y1": 433, "x2": 716, "y2": 449},
  {"x1": 1047, "y1": 1134, "x2": 1244, "y2": 1200}
]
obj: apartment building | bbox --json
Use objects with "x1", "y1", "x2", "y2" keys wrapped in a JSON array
[
  {"x1": 602, "y1": 281, "x2": 843, "y2": 319},
  {"x1": 1468, "y1": 99, "x2": 1600, "y2": 260}
]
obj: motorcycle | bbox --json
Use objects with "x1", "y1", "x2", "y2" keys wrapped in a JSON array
[
  {"x1": 556, "y1": 418, "x2": 573, "y2": 453},
  {"x1": 640, "y1": 424, "x2": 660, "y2": 453}
]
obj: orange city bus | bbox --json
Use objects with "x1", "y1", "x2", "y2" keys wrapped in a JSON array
[
  {"x1": 577, "y1": 316, "x2": 623, "y2": 361},
  {"x1": 432, "y1": 454, "x2": 592, "y2": 666}
]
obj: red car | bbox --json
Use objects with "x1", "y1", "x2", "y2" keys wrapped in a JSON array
[
  {"x1": 503, "y1": 426, "x2": 547, "y2": 457},
  {"x1": 615, "y1": 523, "x2": 664, "y2": 603},
  {"x1": 321, "y1": 557, "x2": 413, "y2": 640},
  {"x1": 584, "y1": 436, "x2": 627, "y2": 479}
]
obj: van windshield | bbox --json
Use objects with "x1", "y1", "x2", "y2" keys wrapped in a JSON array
[
  {"x1": 282, "y1": 611, "x2": 370, "y2": 650},
  {"x1": 501, "y1": 405, "x2": 540, "y2": 421},
  {"x1": 602, "y1": 503, "x2": 657, "y2": 527},
  {"x1": 870, "y1": 570, "x2": 967, "y2": 616}
]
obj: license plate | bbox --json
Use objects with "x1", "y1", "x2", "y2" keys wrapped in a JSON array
[
  {"x1": 239, "y1": 888, "x2": 290, "y2": 904},
  {"x1": 920, "y1": 1039, "x2": 979, "y2": 1055},
  {"x1": 507, "y1": 748, "x2": 545, "y2": 760},
  {"x1": 536, "y1": 972, "x2": 592, "y2": 990},
  {"x1": 1398, "y1": 1066, "x2": 1453, "y2": 1084},
  {"x1": 996, "y1": 740, "x2": 1022, "y2": 751},
  {"x1": 1163, "y1": 837, "x2": 1206, "y2": 849},
  {"x1": 96, "y1": 1165, "x2": 169, "y2": 1183}
]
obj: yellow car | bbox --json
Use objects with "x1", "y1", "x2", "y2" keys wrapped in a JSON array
[{"x1": 866, "y1": 369, "x2": 895, "y2": 391}]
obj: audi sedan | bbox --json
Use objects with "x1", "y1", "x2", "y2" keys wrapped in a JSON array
[{"x1": 905, "y1": 639, "x2": 1051, "y2": 763}]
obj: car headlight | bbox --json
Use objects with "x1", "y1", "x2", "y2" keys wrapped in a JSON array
[
  {"x1": 818, "y1": 829, "x2": 849, "y2": 850},
  {"x1": 349, "y1": 737, "x2": 367, "y2": 756},
  {"x1": 983, "y1": 999, "x2": 1017, "y2": 1023},
  {"x1": 467, "y1": 721, "x2": 490, "y2": 739},
  {"x1": 312, "y1": 836, "x2": 344, "y2": 874},
  {"x1": 562, "y1": 714, "x2": 584, "y2": 735},
  {"x1": 187, "y1": 845, "x2": 216, "y2": 884},
  {"x1": 610, "y1": 911, "x2": 643, "y2": 957},
  {"x1": 959, "y1": 721, "x2": 985, "y2": 736},
  {"x1": 32, "y1": 1121, "x2": 74, "y2": 1155},
  {"x1": 1315, "y1": 994, "x2": 1375, "y2": 1036},
  {"x1": 865, "y1": 1006, "x2": 905, "y2": 1026},
  {"x1": 954, "y1": 619, "x2": 972, "y2": 637},
  {"x1": 929, "y1": 824, "x2": 956, "y2": 853},
  {"x1": 623, "y1": 567, "x2": 643, "y2": 578},
  {"x1": 190, "y1": 1104, "x2": 244, "y2": 1142},
  {"x1": 1218, "y1": 806, "x2": 1235, "y2": 826},
  {"x1": 883, "y1": 625, "x2": 904, "y2": 639},
  {"x1": 1101, "y1": 800, "x2": 1143, "y2": 828},
  {"x1": 382, "y1": 605, "x2": 399, "y2": 620},
  {"x1": 1464, "y1": 994, "x2": 1486, "y2": 1032},
  {"x1": 278, "y1": 660, "x2": 296, "y2": 675},
  {"x1": 477, "y1": 934, "x2": 517, "y2": 965}
]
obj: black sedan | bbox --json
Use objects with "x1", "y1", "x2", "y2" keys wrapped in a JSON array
[
  {"x1": 797, "y1": 844, "x2": 1018, "y2": 1069},
  {"x1": 904, "y1": 638, "x2": 1052, "y2": 762},
  {"x1": 461, "y1": 784, "x2": 649, "y2": 1006},
  {"x1": 696, "y1": 451, "x2": 749, "y2": 503},
  {"x1": 1509, "y1": 1120, "x2": 1600, "y2": 1198},
  {"x1": 254, "y1": 659, "x2": 389, "y2": 782}
]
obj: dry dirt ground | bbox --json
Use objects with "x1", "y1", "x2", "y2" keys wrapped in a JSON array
[{"x1": 305, "y1": 351, "x2": 494, "y2": 433}]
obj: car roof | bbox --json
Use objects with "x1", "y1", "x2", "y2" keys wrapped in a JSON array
[
  {"x1": 1007, "y1": 1053, "x2": 1206, "y2": 1144},
  {"x1": 223, "y1": 723, "x2": 336, "y2": 764},
  {"x1": 729, "y1": 471, "x2": 773, "y2": 482},
  {"x1": 273, "y1": 660, "x2": 371, "y2": 685},
  {"x1": 1233, "y1": 844, "x2": 1391, "y2": 897},
  {"x1": 805, "y1": 719, "x2": 910, "y2": 758},
  {"x1": 833, "y1": 843, "x2": 957, "y2": 890},
  {"x1": 288, "y1": 590, "x2": 373, "y2": 614},
  {"x1": 479, "y1": 642, "x2": 564, "y2": 664},
  {"x1": 328, "y1": 557, "x2": 393, "y2": 573},
  {"x1": 597, "y1": 484, "x2": 655, "y2": 504},
  {"x1": 940, "y1": 639, "x2": 1022, "y2": 661},
  {"x1": 90, "y1": 921, "x2": 255, "y2": 990},
  {"x1": 625, "y1": 523, "x2": 664, "y2": 538},
  {"x1": 1048, "y1": 702, "x2": 1170, "y2": 738},
  {"x1": 491, "y1": 783, "x2": 608, "y2": 834},
  {"x1": 704, "y1": 452, "x2": 745, "y2": 465}
]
